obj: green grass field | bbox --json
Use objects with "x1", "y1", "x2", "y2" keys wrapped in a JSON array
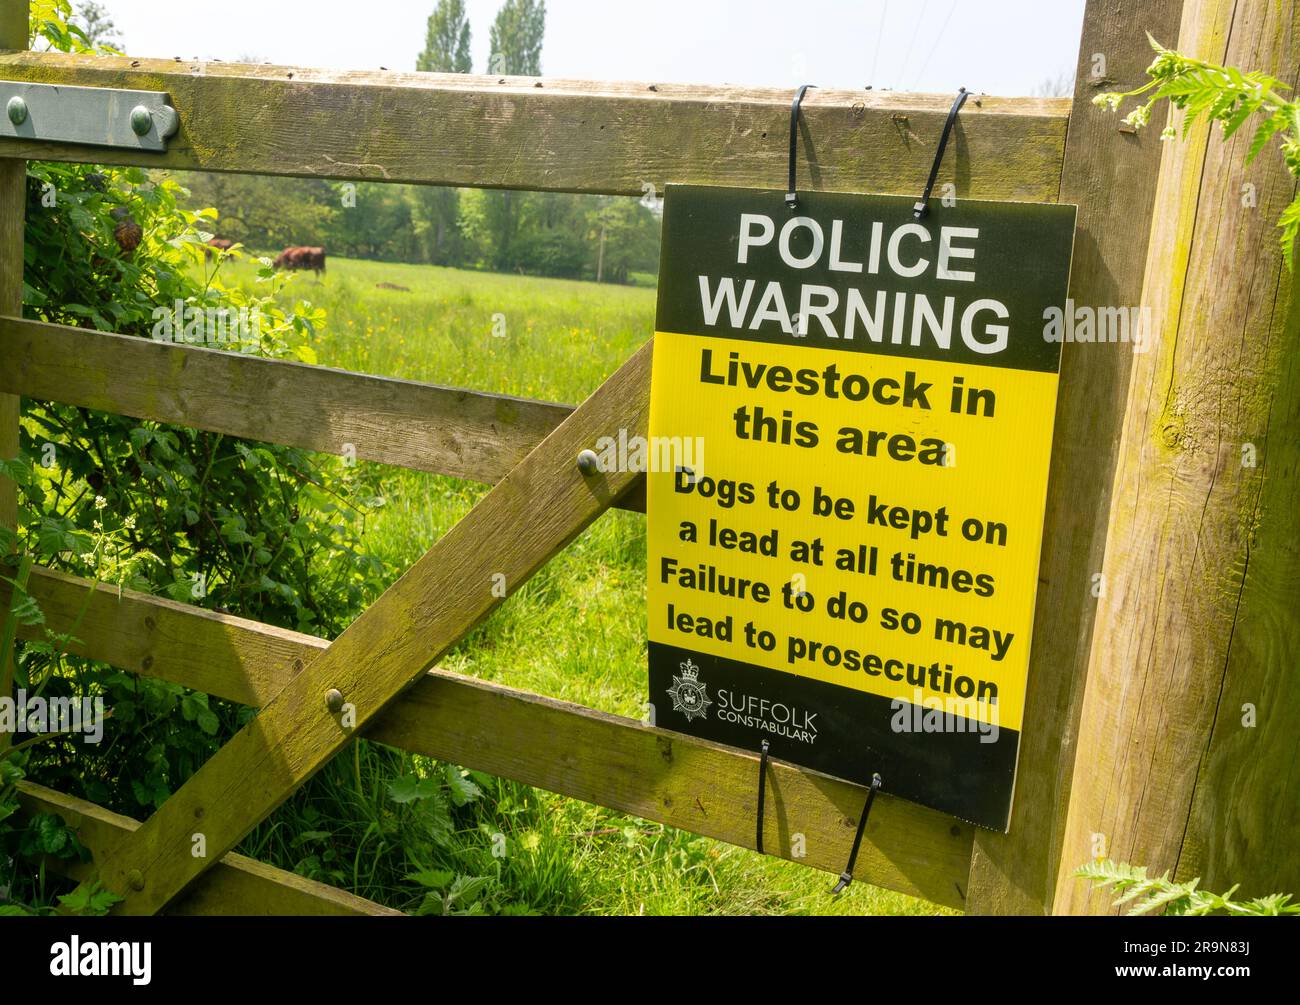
[{"x1": 214, "y1": 254, "x2": 947, "y2": 916}]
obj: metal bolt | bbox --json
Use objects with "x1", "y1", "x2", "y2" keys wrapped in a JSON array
[
  {"x1": 126, "y1": 869, "x2": 145, "y2": 891},
  {"x1": 129, "y1": 105, "x2": 152, "y2": 136},
  {"x1": 6, "y1": 96, "x2": 27, "y2": 126},
  {"x1": 325, "y1": 688, "x2": 345, "y2": 713},
  {"x1": 576, "y1": 449, "x2": 600, "y2": 476}
]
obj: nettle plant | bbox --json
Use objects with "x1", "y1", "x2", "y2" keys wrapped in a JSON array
[{"x1": 1095, "y1": 34, "x2": 1300, "y2": 269}]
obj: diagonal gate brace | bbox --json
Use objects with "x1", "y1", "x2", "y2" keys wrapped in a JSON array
[{"x1": 78, "y1": 340, "x2": 653, "y2": 914}]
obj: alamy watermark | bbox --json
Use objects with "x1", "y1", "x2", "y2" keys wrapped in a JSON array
[
  {"x1": 1043, "y1": 301, "x2": 1157, "y2": 353},
  {"x1": 0, "y1": 689, "x2": 105, "y2": 743},
  {"x1": 49, "y1": 937, "x2": 150, "y2": 984},
  {"x1": 889, "y1": 688, "x2": 999, "y2": 744},
  {"x1": 590, "y1": 428, "x2": 705, "y2": 475}
]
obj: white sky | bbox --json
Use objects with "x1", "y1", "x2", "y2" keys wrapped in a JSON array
[{"x1": 89, "y1": 0, "x2": 1086, "y2": 97}]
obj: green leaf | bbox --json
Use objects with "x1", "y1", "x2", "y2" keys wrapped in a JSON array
[
  {"x1": 387, "y1": 774, "x2": 439, "y2": 804},
  {"x1": 1220, "y1": 99, "x2": 1256, "y2": 139},
  {"x1": 444, "y1": 764, "x2": 483, "y2": 807},
  {"x1": 1129, "y1": 879, "x2": 1196, "y2": 915},
  {"x1": 0, "y1": 456, "x2": 33, "y2": 486},
  {"x1": 36, "y1": 518, "x2": 77, "y2": 557},
  {"x1": 58, "y1": 881, "x2": 123, "y2": 916},
  {"x1": 181, "y1": 691, "x2": 209, "y2": 722},
  {"x1": 1246, "y1": 110, "x2": 1287, "y2": 163},
  {"x1": 1279, "y1": 195, "x2": 1300, "y2": 272},
  {"x1": 447, "y1": 874, "x2": 492, "y2": 908},
  {"x1": 407, "y1": 868, "x2": 455, "y2": 890},
  {"x1": 2, "y1": 581, "x2": 45, "y2": 626},
  {"x1": 164, "y1": 579, "x2": 196, "y2": 602},
  {"x1": 33, "y1": 812, "x2": 70, "y2": 854}
]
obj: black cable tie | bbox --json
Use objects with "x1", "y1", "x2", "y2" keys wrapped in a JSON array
[
  {"x1": 756, "y1": 738, "x2": 771, "y2": 854},
  {"x1": 830, "y1": 772, "x2": 882, "y2": 894},
  {"x1": 786, "y1": 84, "x2": 817, "y2": 210},
  {"x1": 914, "y1": 87, "x2": 969, "y2": 220}
]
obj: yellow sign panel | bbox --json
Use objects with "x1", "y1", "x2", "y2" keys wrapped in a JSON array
[
  {"x1": 649, "y1": 334, "x2": 1058, "y2": 730},
  {"x1": 646, "y1": 186, "x2": 1076, "y2": 829}
]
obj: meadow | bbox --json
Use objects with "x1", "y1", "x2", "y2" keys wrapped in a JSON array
[{"x1": 213, "y1": 253, "x2": 945, "y2": 916}]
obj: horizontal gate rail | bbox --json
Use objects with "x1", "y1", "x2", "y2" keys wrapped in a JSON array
[
  {"x1": 5, "y1": 564, "x2": 973, "y2": 910},
  {"x1": 15, "y1": 782, "x2": 402, "y2": 915},
  {"x1": 0, "y1": 53, "x2": 1069, "y2": 200},
  {"x1": 0, "y1": 315, "x2": 586, "y2": 489}
]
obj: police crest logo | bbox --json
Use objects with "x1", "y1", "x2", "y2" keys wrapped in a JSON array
[{"x1": 666, "y1": 659, "x2": 712, "y2": 722}]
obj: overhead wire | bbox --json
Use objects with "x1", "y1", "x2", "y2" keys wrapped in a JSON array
[
  {"x1": 895, "y1": 0, "x2": 930, "y2": 88},
  {"x1": 869, "y1": 0, "x2": 888, "y2": 86},
  {"x1": 911, "y1": 0, "x2": 958, "y2": 90}
]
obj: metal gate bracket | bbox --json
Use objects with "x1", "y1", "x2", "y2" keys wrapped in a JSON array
[{"x1": 1, "y1": 81, "x2": 179, "y2": 151}]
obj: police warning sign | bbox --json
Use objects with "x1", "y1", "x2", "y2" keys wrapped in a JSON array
[{"x1": 646, "y1": 185, "x2": 1076, "y2": 830}]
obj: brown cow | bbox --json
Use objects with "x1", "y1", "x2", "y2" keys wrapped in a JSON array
[{"x1": 274, "y1": 246, "x2": 327, "y2": 275}]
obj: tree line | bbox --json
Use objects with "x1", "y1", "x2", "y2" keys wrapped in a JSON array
[{"x1": 179, "y1": 0, "x2": 661, "y2": 283}]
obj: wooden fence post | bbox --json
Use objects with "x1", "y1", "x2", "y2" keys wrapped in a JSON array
[
  {"x1": 0, "y1": 1, "x2": 25, "y2": 511},
  {"x1": 1054, "y1": 0, "x2": 1299, "y2": 912},
  {"x1": 0, "y1": 1, "x2": 27, "y2": 751},
  {"x1": 965, "y1": 0, "x2": 1184, "y2": 915}
]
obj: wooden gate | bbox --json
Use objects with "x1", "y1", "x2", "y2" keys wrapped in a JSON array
[{"x1": 1, "y1": 0, "x2": 1295, "y2": 915}]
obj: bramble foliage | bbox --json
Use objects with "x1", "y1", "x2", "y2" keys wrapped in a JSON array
[
  {"x1": 4, "y1": 0, "x2": 544, "y2": 920},
  {"x1": 1076, "y1": 859, "x2": 1300, "y2": 916},
  {"x1": 1, "y1": 1, "x2": 400, "y2": 913},
  {"x1": 1094, "y1": 34, "x2": 1300, "y2": 270},
  {"x1": 19, "y1": 159, "x2": 387, "y2": 635}
]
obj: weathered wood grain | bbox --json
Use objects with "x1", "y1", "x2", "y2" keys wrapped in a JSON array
[
  {"x1": 8, "y1": 564, "x2": 972, "y2": 909},
  {"x1": 0, "y1": 2, "x2": 25, "y2": 522},
  {"x1": 9, "y1": 565, "x2": 320, "y2": 708},
  {"x1": 0, "y1": 1, "x2": 26, "y2": 756},
  {"x1": 15, "y1": 782, "x2": 403, "y2": 915},
  {"x1": 0, "y1": 315, "x2": 571, "y2": 485},
  {"x1": 0, "y1": 316, "x2": 648, "y2": 510},
  {"x1": 1053, "y1": 0, "x2": 1300, "y2": 912},
  {"x1": 965, "y1": 0, "x2": 1186, "y2": 916},
  {"x1": 0, "y1": 53, "x2": 1069, "y2": 200},
  {"x1": 78, "y1": 339, "x2": 653, "y2": 914}
]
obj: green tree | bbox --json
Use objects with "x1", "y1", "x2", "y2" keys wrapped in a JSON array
[
  {"x1": 413, "y1": 0, "x2": 474, "y2": 264},
  {"x1": 326, "y1": 182, "x2": 421, "y2": 261},
  {"x1": 70, "y1": 1, "x2": 119, "y2": 49},
  {"x1": 588, "y1": 197, "x2": 661, "y2": 284},
  {"x1": 487, "y1": 0, "x2": 545, "y2": 75},
  {"x1": 417, "y1": 0, "x2": 472, "y2": 73},
  {"x1": 484, "y1": 0, "x2": 546, "y2": 269},
  {"x1": 180, "y1": 173, "x2": 336, "y2": 253}
]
